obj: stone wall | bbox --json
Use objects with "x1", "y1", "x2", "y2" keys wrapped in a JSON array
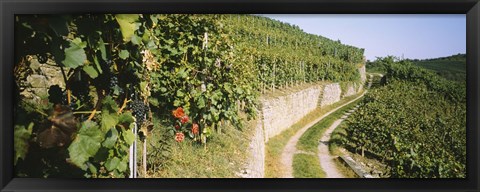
[
  {"x1": 319, "y1": 83, "x2": 341, "y2": 107},
  {"x1": 359, "y1": 64, "x2": 367, "y2": 83},
  {"x1": 239, "y1": 113, "x2": 265, "y2": 178},
  {"x1": 18, "y1": 57, "x2": 65, "y2": 104},
  {"x1": 261, "y1": 85, "x2": 323, "y2": 142},
  {"x1": 343, "y1": 84, "x2": 357, "y2": 98},
  {"x1": 241, "y1": 82, "x2": 346, "y2": 177}
]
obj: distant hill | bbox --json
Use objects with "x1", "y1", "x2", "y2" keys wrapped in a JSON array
[{"x1": 407, "y1": 54, "x2": 466, "y2": 82}]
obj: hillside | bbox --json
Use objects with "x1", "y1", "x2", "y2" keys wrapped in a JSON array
[
  {"x1": 410, "y1": 54, "x2": 466, "y2": 81},
  {"x1": 366, "y1": 54, "x2": 466, "y2": 82}
]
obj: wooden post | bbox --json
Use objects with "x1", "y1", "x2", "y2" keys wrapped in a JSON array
[
  {"x1": 303, "y1": 61, "x2": 306, "y2": 83},
  {"x1": 273, "y1": 62, "x2": 276, "y2": 91}
]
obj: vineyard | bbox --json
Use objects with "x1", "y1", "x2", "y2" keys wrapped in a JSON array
[
  {"x1": 341, "y1": 57, "x2": 466, "y2": 178},
  {"x1": 13, "y1": 14, "x2": 364, "y2": 178}
]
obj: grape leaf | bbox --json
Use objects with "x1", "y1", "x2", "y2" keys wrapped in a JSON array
[
  {"x1": 83, "y1": 65, "x2": 99, "y2": 79},
  {"x1": 131, "y1": 34, "x2": 142, "y2": 45},
  {"x1": 119, "y1": 50, "x2": 130, "y2": 60},
  {"x1": 122, "y1": 125, "x2": 135, "y2": 145},
  {"x1": 62, "y1": 38, "x2": 87, "y2": 68},
  {"x1": 118, "y1": 112, "x2": 134, "y2": 124},
  {"x1": 197, "y1": 96, "x2": 205, "y2": 109},
  {"x1": 14, "y1": 123, "x2": 33, "y2": 165},
  {"x1": 115, "y1": 14, "x2": 139, "y2": 42},
  {"x1": 105, "y1": 157, "x2": 121, "y2": 171},
  {"x1": 101, "y1": 112, "x2": 119, "y2": 132},
  {"x1": 68, "y1": 121, "x2": 103, "y2": 170},
  {"x1": 117, "y1": 157, "x2": 128, "y2": 172},
  {"x1": 102, "y1": 127, "x2": 119, "y2": 148},
  {"x1": 99, "y1": 38, "x2": 107, "y2": 61}
]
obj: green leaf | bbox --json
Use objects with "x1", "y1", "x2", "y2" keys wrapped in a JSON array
[
  {"x1": 131, "y1": 34, "x2": 142, "y2": 45},
  {"x1": 122, "y1": 126, "x2": 135, "y2": 145},
  {"x1": 102, "y1": 96, "x2": 119, "y2": 113},
  {"x1": 62, "y1": 38, "x2": 87, "y2": 68},
  {"x1": 140, "y1": 81, "x2": 148, "y2": 95},
  {"x1": 177, "y1": 67, "x2": 188, "y2": 78},
  {"x1": 87, "y1": 162, "x2": 98, "y2": 175},
  {"x1": 93, "y1": 56, "x2": 103, "y2": 74},
  {"x1": 173, "y1": 99, "x2": 181, "y2": 107},
  {"x1": 83, "y1": 65, "x2": 99, "y2": 79},
  {"x1": 197, "y1": 96, "x2": 205, "y2": 109},
  {"x1": 118, "y1": 112, "x2": 134, "y2": 124},
  {"x1": 117, "y1": 157, "x2": 128, "y2": 172},
  {"x1": 102, "y1": 127, "x2": 119, "y2": 148},
  {"x1": 105, "y1": 157, "x2": 121, "y2": 171},
  {"x1": 115, "y1": 14, "x2": 139, "y2": 42},
  {"x1": 99, "y1": 38, "x2": 107, "y2": 61},
  {"x1": 176, "y1": 90, "x2": 184, "y2": 97},
  {"x1": 101, "y1": 112, "x2": 119, "y2": 132},
  {"x1": 68, "y1": 121, "x2": 103, "y2": 170},
  {"x1": 119, "y1": 50, "x2": 130, "y2": 60},
  {"x1": 14, "y1": 123, "x2": 33, "y2": 165}
]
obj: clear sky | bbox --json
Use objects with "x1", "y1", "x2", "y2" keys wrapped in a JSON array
[{"x1": 260, "y1": 14, "x2": 466, "y2": 61}]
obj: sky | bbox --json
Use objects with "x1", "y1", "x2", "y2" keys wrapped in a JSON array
[{"x1": 260, "y1": 14, "x2": 466, "y2": 61}]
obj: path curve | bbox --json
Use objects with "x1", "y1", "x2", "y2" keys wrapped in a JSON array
[
  {"x1": 317, "y1": 74, "x2": 373, "y2": 178},
  {"x1": 279, "y1": 91, "x2": 366, "y2": 178},
  {"x1": 280, "y1": 74, "x2": 373, "y2": 178},
  {"x1": 317, "y1": 105, "x2": 358, "y2": 178}
]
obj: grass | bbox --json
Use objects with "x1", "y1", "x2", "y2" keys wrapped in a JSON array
[
  {"x1": 292, "y1": 98, "x2": 361, "y2": 178},
  {"x1": 144, "y1": 114, "x2": 254, "y2": 178},
  {"x1": 293, "y1": 154, "x2": 325, "y2": 178},
  {"x1": 296, "y1": 100, "x2": 359, "y2": 153},
  {"x1": 265, "y1": 90, "x2": 364, "y2": 178}
]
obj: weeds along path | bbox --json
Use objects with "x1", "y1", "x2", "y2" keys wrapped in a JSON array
[{"x1": 279, "y1": 92, "x2": 366, "y2": 178}]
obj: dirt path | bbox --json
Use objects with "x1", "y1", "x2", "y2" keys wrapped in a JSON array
[
  {"x1": 279, "y1": 92, "x2": 365, "y2": 178},
  {"x1": 279, "y1": 75, "x2": 373, "y2": 178},
  {"x1": 317, "y1": 106, "x2": 358, "y2": 178},
  {"x1": 317, "y1": 74, "x2": 372, "y2": 178}
]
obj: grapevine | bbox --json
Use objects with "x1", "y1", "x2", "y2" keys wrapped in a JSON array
[{"x1": 13, "y1": 14, "x2": 367, "y2": 178}]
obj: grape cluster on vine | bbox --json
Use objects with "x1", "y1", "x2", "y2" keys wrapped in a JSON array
[{"x1": 129, "y1": 99, "x2": 148, "y2": 126}]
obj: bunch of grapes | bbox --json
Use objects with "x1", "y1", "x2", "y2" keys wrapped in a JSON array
[
  {"x1": 108, "y1": 76, "x2": 124, "y2": 96},
  {"x1": 129, "y1": 99, "x2": 148, "y2": 126},
  {"x1": 109, "y1": 76, "x2": 118, "y2": 89}
]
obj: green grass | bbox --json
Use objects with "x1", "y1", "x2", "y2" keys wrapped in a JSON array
[
  {"x1": 265, "y1": 92, "x2": 364, "y2": 178},
  {"x1": 293, "y1": 154, "x2": 325, "y2": 178},
  {"x1": 292, "y1": 99, "x2": 361, "y2": 178},
  {"x1": 296, "y1": 100, "x2": 360, "y2": 153},
  {"x1": 144, "y1": 115, "x2": 254, "y2": 178}
]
